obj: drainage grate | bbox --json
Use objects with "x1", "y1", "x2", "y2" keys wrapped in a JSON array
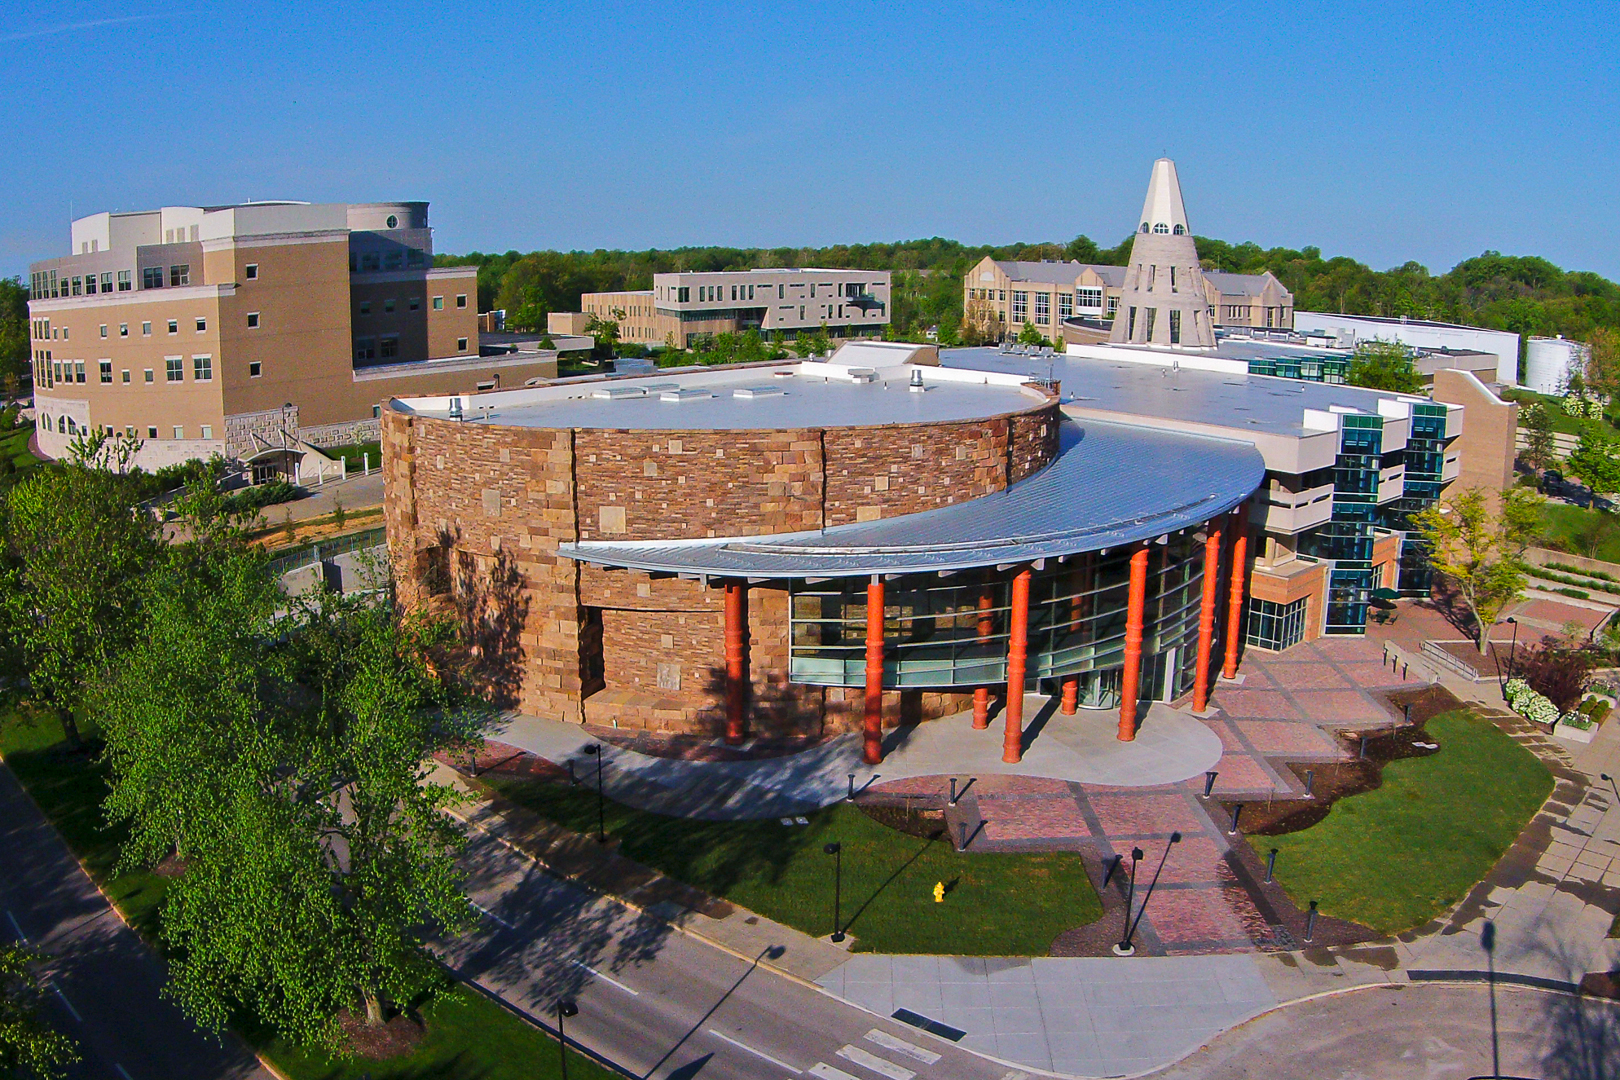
[{"x1": 890, "y1": 1008, "x2": 965, "y2": 1042}]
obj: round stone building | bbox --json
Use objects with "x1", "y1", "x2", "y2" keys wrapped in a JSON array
[{"x1": 381, "y1": 347, "x2": 1265, "y2": 764}]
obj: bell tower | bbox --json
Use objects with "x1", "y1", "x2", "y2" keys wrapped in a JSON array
[{"x1": 1109, "y1": 159, "x2": 1216, "y2": 348}]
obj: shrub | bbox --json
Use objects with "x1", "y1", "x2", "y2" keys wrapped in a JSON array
[
  {"x1": 220, "y1": 479, "x2": 300, "y2": 514},
  {"x1": 1517, "y1": 641, "x2": 1597, "y2": 711}
]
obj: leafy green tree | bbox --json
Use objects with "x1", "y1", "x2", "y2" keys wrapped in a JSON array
[
  {"x1": 1, "y1": 466, "x2": 160, "y2": 746},
  {"x1": 584, "y1": 310, "x2": 621, "y2": 358},
  {"x1": 1412, "y1": 486, "x2": 1543, "y2": 652},
  {"x1": 1017, "y1": 320, "x2": 1046, "y2": 346},
  {"x1": 1346, "y1": 340, "x2": 1425, "y2": 393},
  {"x1": 0, "y1": 945, "x2": 78, "y2": 1079},
  {"x1": 100, "y1": 575, "x2": 485, "y2": 1048},
  {"x1": 1519, "y1": 404, "x2": 1557, "y2": 472},
  {"x1": 1567, "y1": 432, "x2": 1620, "y2": 494},
  {"x1": 797, "y1": 325, "x2": 833, "y2": 358},
  {"x1": 0, "y1": 278, "x2": 28, "y2": 389}
]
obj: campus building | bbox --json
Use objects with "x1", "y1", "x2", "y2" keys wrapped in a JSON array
[
  {"x1": 580, "y1": 268, "x2": 891, "y2": 348},
  {"x1": 962, "y1": 161, "x2": 1293, "y2": 346},
  {"x1": 1293, "y1": 311, "x2": 1521, "y2": 386},
  {"x1": 26, "y1": 201, "x2": 557, "y2": 470}
]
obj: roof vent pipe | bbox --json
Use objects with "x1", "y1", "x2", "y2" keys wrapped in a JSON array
[
  {"x1": 448, "y1": 397, "x2": 464, "y2": 421},
  {"x1": 909, "y1": 368, "x2": 925, "y2": 393}
]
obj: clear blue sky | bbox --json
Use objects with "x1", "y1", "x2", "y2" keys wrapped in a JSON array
[{"x1": 4, "y1": 1, "x2": 1617, "y2": 280}]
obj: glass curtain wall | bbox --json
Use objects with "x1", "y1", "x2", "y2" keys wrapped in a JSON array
[
  {"x1": 787, "y1": 534, "x2": 1206, "y2": 702},
  {"x1": 1383, "y1": 402, "x2": 1450, "y2": 596},
  {"x1": 1300, "y1": 414, "x2": 1384, "y2": 634}
]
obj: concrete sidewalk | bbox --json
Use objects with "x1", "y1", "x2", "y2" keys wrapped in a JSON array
[{"x1": 493, "y1": 698, "x2": 1221, "y2": 821}]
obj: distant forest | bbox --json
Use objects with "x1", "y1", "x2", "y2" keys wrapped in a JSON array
[{"x1": 434, "y1": 235, "x2": 1620, "y2": 349}]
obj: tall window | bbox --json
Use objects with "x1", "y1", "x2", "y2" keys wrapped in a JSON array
[
  {"x1": 143, "y1": 267, "x2": 164, "y2": 289},
  {"x1": 192, "y1": 355, "x2": 212, "y2": 381},
  {"x1": 99, "y1": 360, "x2": 112, "y2": 384},
  {"x1": 1169, "y1": 310, "x2": 1182, "y2": 345},
  {"x1": 117, "y1": 270, "x2": 131, "y2": 291},
  {"x1": 166, "y1": 357, "x2": 183, "y2": 382},
  {"x1": 1011, "y1": 291, "x2": 1028, "y2": 321},
  {"x1": 1035, "y1": 293, "x2": 1050, "y2": 325}
]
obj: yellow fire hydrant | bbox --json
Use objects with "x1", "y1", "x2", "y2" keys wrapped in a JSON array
[{"x1": 933, "y1": 881, "x2": 945, "y2": 903}]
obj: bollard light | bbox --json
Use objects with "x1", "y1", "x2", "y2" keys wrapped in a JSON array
[
  {"x1": 581, "y1": 745, "x2": 606, "y2": 844},
  {"x1": 957, "y1": 821, "x2": 968, "y2": 851},
  {"x1": 1304, "y1": 899, "x2": 1318, "y2": 942},
  {"x1": 1113, "y1": 847, "x2": 1145, "y2": 956},
  {"x1": 1264, "y1": 848, "x2": 1278, "y2": 883},
  {"x1": 1203, "y1": 771, "x2": 1218, "y2": 798},
  {"x1": 949, "y1": 777, "x2": 958, "y2": 806},
  {"x1": 1304, "y1": 770, "x2": 1315, "y2": 799},
  {"x1": 1228, "y1": 803, "x2": 1242, "y2": 835},
  {"x1": 1117, "y1": 834, "x2": 1181, "y2": 956},
  {"x1": 1359, "y1": 736, "x2": 1368, "y2": 760},
  {"x1": 847, "y1": 773, "x2": 856, "y2": 802}
]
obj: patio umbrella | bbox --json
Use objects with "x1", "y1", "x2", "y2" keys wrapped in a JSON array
[{"x1": 1370, "y1": 587, "x2": 1400, "y2": 609}]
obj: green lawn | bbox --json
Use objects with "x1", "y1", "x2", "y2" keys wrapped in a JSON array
[
  {"x1": 1253, "y1": 710, "x2": 1553, "y2": 935},
  {"x1": 1540, "y1": 503, "x2": 1620, "y2": 563},
  {"x1": 482, "y1": 775, "x2": 1102, "y2": 955},
  {"x1": 319, "y1": 441, "x2": 382, "y2": 476},
  {"x1": 1505, "y1": 388, "x2": 1620, "y2": 438},
  {"x1": 0, "y1": 710, "x2": 619, "y2": 1080}
]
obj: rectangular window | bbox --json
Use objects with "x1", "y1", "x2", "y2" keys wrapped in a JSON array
[
  {"x1": 99, "y1": 361, "x2": 112, "y2": 384},
  {"x1": 119, "y1": 323, "x2": 128, "y2": 337},
  {"x1": 173, "y1": 425, "x2": 185, "y2": 440},
  {"x1": 195, "y1": 317, "x2": 206, "y2": 333},
  {"x1": 192, "y1": 355, "x2": 212, "y2": 381},
  {"x1": 354, "y1": 338, "x2": 376, "y2": 362},
  {"x1": 244, "y1": 263, "x2": 258, "y2": 280},
  {"x1": 1035, "y1": 293, "x2": 1050, "y2": 325},
  {"x1": 384, "y1": 251, "x2": 402, "y2": 270},
  {"x1": 408, "y1": 296, "x2": 420, "y2": 311},
  {"x1": 1246, "y1": 597, "x2": 1307, "y2": 651},
  {"x1": 144, "y1": 369, "x2": 154, "y2": 384},
  {"x1": 75, "y1": 361, "x2": 85, "y2": 383},
  {"x1": 432, "y1": 296, "x2": 444, "y2": 310},
  {"x1": 169, "y1": 264, "x2": 190, "y2": 287},
  {"x1": 1011, "y1": 291, "x2": 1028, "y2": 321},
  {"x1": 1169, "y1": 309, "x2": 1182, "y2": 345},
  {"x1": 166, "y1": 357, "x2": 183, "y2": 382},
  {"x1": 167, "y1": 320, "x2": 178, "y2": 334},
  {"x1": 246, "y1": 312, "x2": 260, "y2": 328},
  {"x1": 1058, "y1": 293, "x2": 1073, "y2": 319},
  {"x1": 143, "y1": 267, "x2": 164, "y2": 289},
  {"x1": 379, "y1": 336, "x2": 398, "y2": 359},
  {"x1": 457, "y1": 337, "x2": 468, "y2": 352},
  {"x1": 117, "y1": 270, "x2": 131, "y2": 291},
  {"x1": 85, "y1": 274, "x2": 97, "y2": 295},
  {"x1": 359, "y1": 300, "x2": 372, "y2": 316},
  {"x1": 100, "y1": 272, "x2": 113, "y2": 293},
  {"x1": 384, "y1": 298, "x2": 396, "y2": 314},
  {"x1": 200, "y1": 424, "x2": 212, "y2": 440},
  {"x1": 100, "y1": 324, "x2": 108, "y2": 338},
  {"x1": 148, "y1": 426, "x2": 158, "y2": 438},
  {"x1": 141, "y1": 321, "x2": 152, "y2": 336},
  {"x1": 456, "y1": 294, "x2": 467, "y2": 308},
  {"x1": 121, "y1": 370, "x2": 130, "y2": 384},
  {"x1": 70, "y1": 276, "x2": 82, "y2": 296},
  {"x1": 1077, "y1": 287, "x2": 1103, "y2": 309},
  {"x1": 249, "y1": 361, "x2": 262, "y2": 378}
]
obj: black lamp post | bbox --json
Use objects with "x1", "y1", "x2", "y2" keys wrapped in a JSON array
[
  {"x1": 557, "y1": 998, "x2": 579, "y2": 1080},
  {"x1": 1118, "y1": 833, "x2": 1183, "y2": 956},
  {"x1": 581, "y1": 745, "x2": 606, "y2": 844},
  {"x1": 1482, "y1": 921, "x2": 1500, "y2": 1079},
  {"x1": 1602, "y1": 773, "x2": 1620, "y2": 805},
  {"x1": 824, "y1": 841, "x2": 845, "y2": 942},
  {"x1": 1504, "y1": 616, "x2": 1520, "y2": 691},
  {"x1": 1112, "y1": 846, "x2": 1145, "y2": 956}
]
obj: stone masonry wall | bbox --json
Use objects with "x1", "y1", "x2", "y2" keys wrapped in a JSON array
[{"x1": 386, "y1": 388, "x2": 1061, "y2": 735}]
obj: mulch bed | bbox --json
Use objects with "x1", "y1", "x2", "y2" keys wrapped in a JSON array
[
  {"x1": 337, "y1": 1007, "x2": 424, "y2": 1059},
  {"x1": 584, "y1": 727, "x2": 829, "y2": 762},
  {"x1": 857, "y1": 798, "x2": 949, "y2": 841}
]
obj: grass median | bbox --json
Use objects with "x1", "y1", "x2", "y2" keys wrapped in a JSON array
[
  {"x1": 0, "y1": 708, "x2": 621, "y2": 1080},
  {"x1": 482, "y1": 772, "x2": 1102, "y2": 955},
  {"x1": 1253, "y1": 709, "x2": 1553, "y2": 935}
]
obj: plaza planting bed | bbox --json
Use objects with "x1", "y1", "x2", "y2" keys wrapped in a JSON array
[
  {"x1": 1246, "y1": 706, "x2": 1553, "y2": 936},
  {"x1": 0, "y1": 709, "x2": 620, "y2": 1080}
]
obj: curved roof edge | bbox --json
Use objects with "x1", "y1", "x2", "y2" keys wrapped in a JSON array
[{"x1": 557, "y1": 419, "x2": 1265, "y2": 578}]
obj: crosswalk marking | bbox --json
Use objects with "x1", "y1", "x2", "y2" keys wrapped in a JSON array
[
  {"x1": 708, "y1": 1029, "x2": 801, "y2": 1073},
  {"x1": 809, "y1": 1064, "x2": 859, "y2": 1080},
  {"x1": 864, "y1": 1029, "x2": 941, "y2": 1065},
  {"x1": 837, "y1": 1044, "x2": 916, "y2": 1080}
]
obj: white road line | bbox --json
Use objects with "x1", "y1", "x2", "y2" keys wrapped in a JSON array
[
  {"x1": 567, "y1": 958, "x2": 640, "y2": 996},
  {"x1": 53, "y1": 986, "x2": 82, "y2": 1022},
  {"x1": 809, "y1": 1065, "x2": 859, "y2": 1080},
  {"x1": 5, "y1": 910, "x2": 26, "y2": 943},
  {"x1": 470, "y1": 901, "x2": 516, "y2": 930},
  {"x1": 837, "y1": 1044, "x2": 915, "y2": 1080},
  {"x1": 864, "y1": 1029, "x2": 941, "y2": 1065},
  {"x1": 707, "y1": 1028, "x2": 802, "y2": 1073}
]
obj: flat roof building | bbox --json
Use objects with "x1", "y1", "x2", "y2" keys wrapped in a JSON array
[
  {"x1": 1293, "y1": 311, "x2": 1521, "y2": 386},
  {"x1": 26, "y1": 200, "x2": 558, "y2": 470},
  {"x1": 580, "y1": 268, "x2": 891, "y2": 350}
]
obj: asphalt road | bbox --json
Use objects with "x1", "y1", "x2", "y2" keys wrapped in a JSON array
[
  {"x1": 445, "y1": 829, "x2": 1018, "y2": 1080},
  {"x1": 0, "y1": 763, "x2": 272, "y2": 1080},
  {"x1": 1148, "y1": 981, "x2": 1620, "y2": 1080}
]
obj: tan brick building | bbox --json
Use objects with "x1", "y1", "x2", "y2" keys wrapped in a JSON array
[{"x1": 26, "y1": 201, "x2": 557, "y2": 469}]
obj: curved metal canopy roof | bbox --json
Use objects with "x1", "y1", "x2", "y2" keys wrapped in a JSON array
[{"x1": 557, "y1": 419, "x2": 1265, "y2": 578}]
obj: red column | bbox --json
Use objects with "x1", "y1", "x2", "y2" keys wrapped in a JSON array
[
  {"x1": 864, "y1": 577, "x2": 885, "y2": 765},
  {"x1": 1192, "y1": 522, "x2": 1224, "y2": 712},
  {"x1": 724, "y1": 580, "x2": 748, "y2": 744},
  {"x1": 973, "y1": 589, "x2": 994, "y2": 729},
  {"x1": 1223, "y1": 505, "x2": 1249, "y2": 680},
  {"x1": 1061, "y1": 677, "x2": 1079, "y2": 715},
  {"x1": 1118, "y1": 544, "x2": 1151, "y2": 742},
  {"x1": 1003, "y1": 567, "x2": 1032, "y2": 764}
]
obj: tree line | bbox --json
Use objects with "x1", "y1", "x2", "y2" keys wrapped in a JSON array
[
  {"x1": 0, "y1": 437, "x2": 489, "y2": 1068},
  {"x1": 434, "y1": 236, "x2": 1620, "y2": 345}
]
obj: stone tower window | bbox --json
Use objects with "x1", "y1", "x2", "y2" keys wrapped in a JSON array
[
  {"x1": 1173, "y1": 224, "x2": 1186, "y2": 234},
  {"x1": 1153, "y1": 223, "x2": 1170, "y2": 234}
]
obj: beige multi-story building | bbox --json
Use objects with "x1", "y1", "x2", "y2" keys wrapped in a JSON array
[
  {"x1": 963, "y1": 161, "x2": 1292, "y2": 347},
  {"x1": 27, "y1": 200, "x2": 558, "y2": 469},
  {"x1": 580, "y1": 268, "x2": 890, "y2": 349}
]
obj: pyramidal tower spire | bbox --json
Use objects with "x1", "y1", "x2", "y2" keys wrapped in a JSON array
[{"x1": 1109, "y1": 158, "x2": 1215, "y2": 348}]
